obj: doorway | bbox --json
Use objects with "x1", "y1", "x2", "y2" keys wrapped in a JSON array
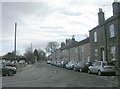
[{"x1": 100, "y1": 47, "x2": 105, "y2": 61}]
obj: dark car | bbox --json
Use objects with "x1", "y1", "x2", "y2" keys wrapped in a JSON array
[
  {"x1": 3, "y1": 60, "x2": 17, "y2": 67},
  {"x1": 56, "y1": 61, "x2": 61, "y2": 67},
  {"x1": 0, "y1": 63, "x2": 17, "y2": 76},
  {"x1": 46, "y1": 60, "x2": 52, "y2": 64},
  {"x1": 51, "y1": 60, "x2": 57, "y2": 66},
  {"x1": 65, "y1": 61, "x2": 77, "y2": 70},
  {"x1": 59, "y1": 61, "x2": 69, "y2": 68},
  {"x1": 73, "y1": 61, "x2": 92, "y2": 72}
]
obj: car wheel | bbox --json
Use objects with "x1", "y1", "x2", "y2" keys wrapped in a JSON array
[
  {"x1": 88, "y1": 69, "x2": 91, "y2": 74},
  {"x1": 8, "y1": 70, "x2": 13, "y2": 76},
  {"x1": 98, "y1": 70, "x2": 102, "y2": 76},
  {"x1": 79, "y1": 68, "x2": 82, "y2": 72},
  {"x1": 113, "y1": 72, "x2": 116, "y2": 76},
  {"x1": 2, "y1": 74, "x2": 6, "y2": 76}
]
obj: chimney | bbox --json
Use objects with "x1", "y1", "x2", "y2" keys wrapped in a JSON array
[
  {"x1": 72, "y1": 35, "x2": 75, "y2": 43},
  {"x1": 66, "y1": 39, "x2": 69, "y2": 44},
  {"x1": 61, "y1": 42, "x2": 65, "y2": 47},
  {"x1": 112, "y1": 0, "x2": 120, "y2": 16},
  {"x1": 98, "y1": 8, "x2": 105, "y2": 25}
]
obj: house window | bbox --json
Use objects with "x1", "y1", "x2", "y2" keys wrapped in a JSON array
[
  {"x1": 94, "y1": 32, "x2": 97, "y2": 42},
  {"x1": 109, "y1": 24, "x2": 115, "y2": 38},
  {"x1": 65, "y1": 50, "x2": 67, "y2": 55},
  {"x1": 110, "y1": 46, "x2": 116, "y2": 61},
  {"x1": 75, "y1": 47, "x2": 78, "y2": 53},
  {"x1": 81, "y1": 46, "x2": 84, "y2": 53},
  {"x1": 94, "y1": 49, "x2": 98, "y2": 56},
  {"x1": 66, "y1": 50, "x2": 68, "y2": 56},
  {"x1": 110, "y1": 46, "x2": 116, "y2": 55}
]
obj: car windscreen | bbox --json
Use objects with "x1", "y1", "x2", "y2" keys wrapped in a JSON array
[{"x1": 103, "y1": 62, "x2": 115, "y2": 66}]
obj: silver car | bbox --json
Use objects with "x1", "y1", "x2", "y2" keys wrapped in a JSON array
[
  {"x1": 65, "y1": 61, "x2": 77, "y2": 70},
  {"x1": 88, "y1": 61, "x2": 116, "y2": 76}
]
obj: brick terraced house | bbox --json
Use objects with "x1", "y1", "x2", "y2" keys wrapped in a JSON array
[
  {"x1": 48, "y1": 1, "x2": 120, "y2": 70},
  {"x1": 89, "y1": 1, "x2": 120, "y2": 69}
]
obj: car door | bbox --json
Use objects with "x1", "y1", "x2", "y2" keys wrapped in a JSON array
[
  {"x1": 91, "y1": 62, "x2": 98, "y2": 73},
  {"x1": 94, "y1": 62, "x2": 101, "y2": 73},
  {"x1": 90, "y1": 63, "x2": 96, "y2": 73}
]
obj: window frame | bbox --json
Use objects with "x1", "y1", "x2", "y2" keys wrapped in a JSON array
[
  {"x1": 93, "y1": 31, "x2": 97, "y2": 42},
  {"x1": 109, "y1": 24, "x2": 115, "y2": 38}
]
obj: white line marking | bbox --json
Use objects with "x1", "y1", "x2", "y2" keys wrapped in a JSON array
[{"x1": 91, "y1": 75, "x2": 119, "y2": 85}]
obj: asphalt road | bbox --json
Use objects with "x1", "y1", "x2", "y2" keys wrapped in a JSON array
[{"x1": 1, "y1": 62, "x2": 120, "y2": 87}]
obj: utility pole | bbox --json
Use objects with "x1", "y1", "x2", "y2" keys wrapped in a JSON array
[
  {"x1": 31, "y1": 43, "x2": 33, "y2": 53},
  {"x1": 14, "y1": 23, "x2": 17, "y2": 59}
]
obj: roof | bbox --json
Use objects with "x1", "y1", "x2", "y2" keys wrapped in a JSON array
[
  {"x1": 60, "y1": 37, "x2": 90, "y2": 50},
  {"x1": 89, "y1": 15, "x2": 120, "y2": 32}
]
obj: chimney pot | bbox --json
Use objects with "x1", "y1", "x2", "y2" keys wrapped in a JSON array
[
  {"x1": 98, "y1": 8, "x2": 105, "y2": 25},
  {"x1": 112, "y1": 1, "x2": 120, "y2": 16},
  {"x1": 99, "y1": 8, "x2": 102, "y2": 12}
]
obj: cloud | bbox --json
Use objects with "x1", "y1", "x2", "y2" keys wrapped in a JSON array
[{"x1": 1, "y1": 0, "x2": 114, "y2": 55}]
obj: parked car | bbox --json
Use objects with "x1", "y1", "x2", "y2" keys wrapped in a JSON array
[
  {"x1": 73, "y1": 62, "x2": 81, "y2": 71},
  {"x1": 88, "y1": 61, "x2": 116, "y2": 76},
  {"x1": 0, "y1": 63, "x2": 17, "y2": 76},
  {"x1": 46, "y1": 60, "x2": 52, "y2": 64},
  {"x1": 65, "y1": 61, "x2": 77, "y2": 70},
  {"x1": 19, "y1": 60, "x2": 26, "y2": 64},
  {"x1": 51, "y1": 60, "x2": 57, "y2": 66},
  {"x1": 3, "y1": 60, "x2": 17, "y2": 67},
  {"x1": 56, "y1": 61, "x2": 61, "y2": 67},
  {"x1": 59, "y1": 61, "x2": 69, "y2": 68},
  {"x1": 73, "y1": 62, "x2": 92, "y2": 72}
]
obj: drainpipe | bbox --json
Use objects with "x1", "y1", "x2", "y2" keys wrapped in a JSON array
[{"x1": 104, "y1": 23, "x2": 108, "y2": 61}]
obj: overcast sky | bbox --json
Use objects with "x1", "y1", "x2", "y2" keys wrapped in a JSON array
[{"x1": 1, "y1": 0, "x2": 114, "y2": 56}]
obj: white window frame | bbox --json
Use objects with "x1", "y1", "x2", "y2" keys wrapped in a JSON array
[
  {"x1": 81, "y1": 45, "x2": 84, "y2": 53},
  {"x1": 94, "y1": 32, "x2": 97, "y2": 42},
  {"x1": 110, "y1": 46, "x2": 116, "y2": 55},
  {"x1": 94, "y1": 49, "x2": 98, "y2": 56},
  {"x1": 75, "y1": 47, "x2": 78, "y2": 53},
  {"x1": 109, "y1": 24, "x2": 115, "y2": 38}
]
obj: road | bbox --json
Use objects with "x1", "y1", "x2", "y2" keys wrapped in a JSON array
[{"x1": 1, "y1": 62, "x2": 120, "y2": 87}]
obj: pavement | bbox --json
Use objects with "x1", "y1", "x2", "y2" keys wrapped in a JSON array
[{"x1": 16, "y1": 63, "x2": 34, "y2": 73}]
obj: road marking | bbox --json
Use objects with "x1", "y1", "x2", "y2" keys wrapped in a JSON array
[
  {"x1": 38, "y1": 79, "x2": 41, "y2": 80},
  {"x1": 54, "y1": 71, "x2": 57, "y2": 74},
  {"x1": 99, "y1": 76, "x2": 119, "y2": 85},
  {"x1": 2, "y1": 79, "x2": 39, "y2": 85},
  {"x1": 89, "y1": 74, "x2": 119, "y2": 85},
  {"x1": 18, "y1": 64, "x2": 38, "y2": 74},
  {"x1": 2, "y1": 73, "x2": 53, "y2": 85}
]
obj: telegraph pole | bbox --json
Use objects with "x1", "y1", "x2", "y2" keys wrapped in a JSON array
[
  {"x1": 31, "y1": 43, "x2": 33, "y2": 53},
  {"x1": 14, "y1": 23, "x2": 17, "y2": 59}
]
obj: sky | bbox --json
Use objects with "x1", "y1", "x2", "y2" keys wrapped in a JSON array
[{"x1": 1, "y1": 0, "x2": 115, "y2": 56}]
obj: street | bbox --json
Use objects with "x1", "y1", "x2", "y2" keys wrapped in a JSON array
[{"x1": 1, "y1": 62, "x2": 120, "y2": 87}]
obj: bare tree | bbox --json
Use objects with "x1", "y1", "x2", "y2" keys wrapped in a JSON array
[
  {"x1": 45, "y1": 41, "x2": 59, "y2": 54},
  {"x1": 33, "y1": 49, "x2": 46, "y2": 62},
  {"x1": 38, "y1": 49, "x2": 46, "y2": 61},
  {"x1": 24, "y1": 47, "x2": 34, "y2": 64}
]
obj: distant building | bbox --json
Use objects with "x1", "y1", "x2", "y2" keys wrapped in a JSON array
[
  {"x1": 78, "y1": 38, "x2": 91, "y2": 63},
  {"x1": 49, "y1": 37, "x2": 91, "y2": 63}
]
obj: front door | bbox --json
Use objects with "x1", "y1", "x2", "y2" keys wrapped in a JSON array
[{"x1": 100, "y1": 47, "x2": 105, "y2": 61}]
